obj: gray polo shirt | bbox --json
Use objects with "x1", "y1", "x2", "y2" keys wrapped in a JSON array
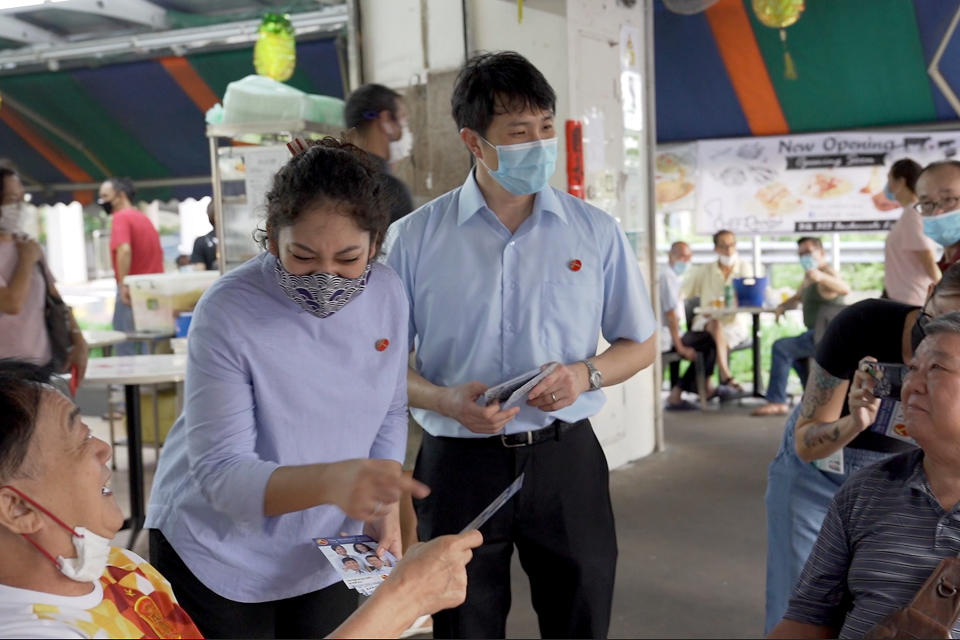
[{"x1": 785, "y1": 448, "x2": 960, "y2": 638}]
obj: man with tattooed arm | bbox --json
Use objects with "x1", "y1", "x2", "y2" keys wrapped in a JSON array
[{"x1": 762, "y1": 264, "x2": 960, "y2": 634}]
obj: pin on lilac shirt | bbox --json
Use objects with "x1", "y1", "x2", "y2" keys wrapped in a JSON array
[{"x1": 145, "y1": 252, "x2": 408, "y2": 603}]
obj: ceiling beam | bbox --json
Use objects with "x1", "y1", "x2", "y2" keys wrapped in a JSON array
[
  {"x1": 0, "y1": 15, "x2": 60, "y2": 43},
  {"x1": 0, "y1": 6, "x2": 347, "y2": 73},
  {"x1": 0, "y1": 0, "x2": 168, "y2": 29}
]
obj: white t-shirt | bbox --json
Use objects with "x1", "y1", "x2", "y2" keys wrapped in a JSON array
[
  {"x1": 658, "y1": 267, "x2": 685, "y2": 352},
  {"x1": 0, "y1": 548, "x2": 201, "y2": 639}
]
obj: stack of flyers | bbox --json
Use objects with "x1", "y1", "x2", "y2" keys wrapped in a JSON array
[{"x1": 314, "y1": 535, "x2": 398, "y2": 596}]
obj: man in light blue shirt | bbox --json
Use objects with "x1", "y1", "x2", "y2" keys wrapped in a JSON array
[{"x1": 386, "y1": 51, "x2": 657, "y2": 639}]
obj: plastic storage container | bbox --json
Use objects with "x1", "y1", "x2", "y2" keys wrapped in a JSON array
[
  {"x1": 125, "y1": 272, "x2": 219, "y2": 333},
  {"x1": 733, "y1": 276, "x2": 768, "y2": 308}
]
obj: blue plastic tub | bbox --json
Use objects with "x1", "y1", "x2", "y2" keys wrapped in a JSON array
[
  {"x1": 175, "y1": 312, "x2": 193, "y2": 338},
  {"x1": 733, "y1": 277, "x2": 768, "y2": 307}
]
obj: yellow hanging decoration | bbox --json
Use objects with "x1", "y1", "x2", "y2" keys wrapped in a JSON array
[
  {"x1": 254, "y1": 13, "x2": 296, "y2": 82},
  {"x1": 518, "y1": 0, "x2": 523, "y2": 23},
  {"x1": 752, "y1": 0, "x2": 805, "y2": 80}
]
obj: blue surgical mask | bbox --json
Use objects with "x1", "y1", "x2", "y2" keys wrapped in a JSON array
[
  {"x1": 671, "y1": 261, "x2": 689, "y2": 276},
  {"x1": 883, "y1": 184, "x2": 897, "y2": 202},
  {"x1": 799, "y1": 255, "x2": 817, "y2": 272},
  {"x1": 922, "y1": 209, "x2": 960, "y2": 247},
  {"x1": 477, "y1": 135, "x2": 558, "y2": 196}
]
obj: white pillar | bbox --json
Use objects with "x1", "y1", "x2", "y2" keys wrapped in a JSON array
[{"x1": 45, "y1": 202, "x2": 87, "y2": 284}]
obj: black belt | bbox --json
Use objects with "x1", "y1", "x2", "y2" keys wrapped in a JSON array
[{"x1": 433, "y1": 419, "x2": 585, "y2": 448}]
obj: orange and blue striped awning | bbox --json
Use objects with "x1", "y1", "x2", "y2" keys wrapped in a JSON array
[{"x1": 655, "y1": 0, "x2": 960, "y2": 142}]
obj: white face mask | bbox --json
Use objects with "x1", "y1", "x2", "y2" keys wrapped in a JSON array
[
  {"x1": 0, "y1": 202, "x2": 23, "y2": 233},
  {"x1": 718, "y1": 252, "x2": 737, "y2": 267},
  {"x1": 388, "y1": 122, "x2": 414, "y2": 163},
  {"x1": 57, "y1": 527, "x2": 112, "y2": 582},
  {"x1": 1, "y1": 486, "x2": 112, "y2": 583}
]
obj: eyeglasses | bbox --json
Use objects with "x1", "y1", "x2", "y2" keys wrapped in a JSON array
[{"x1": 913, "y1": 196, "x2": 960, "y2": 216}]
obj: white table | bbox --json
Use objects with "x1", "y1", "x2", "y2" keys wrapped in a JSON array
[
  {"x1": 82, "y1": 330, "x2": 128, "y2": 355},
  {"x1": 83, "y1": 355, "x2": 186, "y2": 548},
  {"x1": 693, "y1": 306, "x2": 778, "y2": 398}
]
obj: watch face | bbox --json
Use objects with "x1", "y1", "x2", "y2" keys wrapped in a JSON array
[{"x1": 590, "y1": 371, "x2": 602, "y2": 389}]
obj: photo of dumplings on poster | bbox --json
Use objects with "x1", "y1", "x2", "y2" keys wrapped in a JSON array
[{"x1": 654, "y1": 131, "x2": 960, "y2": 235}]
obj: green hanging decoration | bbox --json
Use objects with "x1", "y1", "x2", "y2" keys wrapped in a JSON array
[
  {"x1": 254, "y1": 13, "x2": 296, "y2": 82},
  {"x1": 752, "y1": 0, "x2": 805, "y2": 80}
]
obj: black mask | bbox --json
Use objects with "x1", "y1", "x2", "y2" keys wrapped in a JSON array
[
  {"x1": 98, "y1": 199, "x2": 113, "y2": 215},
  {"x1": 911, "y1": 310, "x2": 932, "y2": 353}
]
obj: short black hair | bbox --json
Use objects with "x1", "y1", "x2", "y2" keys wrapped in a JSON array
[
  {"x1": 712, "y1": 229, "x2": 734, "y2": 247},
  {"x1": 107, "y1": 176, "x2": 136, "y2": 201},
  {"x1": 344, "y1": 84, "x2": 401, "y2": 130},
  {"x1": 451, "y1": 51, "x2": 556, "y2": 136},
  {"x1": 796, "y1": 237, "x2": 822, "y2": 249},
  {"x1": 0, "y1": 167, "x2": 17, "y2": 204},
  {"x1": 889, "y1": 158, "x2": 922, "y2": 194},
  {"x1": 0, "y1": 360, "x2": 52, "y2": 482}
]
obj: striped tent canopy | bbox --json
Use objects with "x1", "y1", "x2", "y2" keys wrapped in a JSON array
[
  {"x1": 654, "y1": 0, "x2": 960, "y2": 142},
  {"x1": 0, "y1": 37, "x2": 344, "y2": 205}
]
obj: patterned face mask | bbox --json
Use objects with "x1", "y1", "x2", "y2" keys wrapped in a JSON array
[{"x1": 274, "y1": 256, "x2": 371, "y2": 318}]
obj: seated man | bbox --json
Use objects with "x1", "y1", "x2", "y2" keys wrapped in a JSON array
[
  {"x1": 661, "y1": 241, "x2": 716, "y2": 410},
  {"x1": 0, "y1": 360, "x2": 481, "y2": 639},
  {"x1": 752, "y1": 237, "x2": 848, "y2": 416},
  {"x1": 682, "y1": 229, "x2": 753, "y2": 395},
  {"x1": 768, "y1": 314, "x2": 960, "y2": 638}
]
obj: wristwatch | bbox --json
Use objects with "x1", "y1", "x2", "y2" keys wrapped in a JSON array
[{"x1": 581, "y1": 358, "x2": 602, "y2": 391}]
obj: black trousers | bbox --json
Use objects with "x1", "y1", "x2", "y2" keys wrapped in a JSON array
[
  {"x1": 677, "y1": 331, "x2": 717, "y2": 392},
  {"x1": 149, "y1": 529, "x2": 358, "y2": 639},
  {"x1": 413, "y1": 419, "x2": 617, "y2": 639}
]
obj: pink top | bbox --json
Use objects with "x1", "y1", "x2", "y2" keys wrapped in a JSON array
[
  {"x1": 884, "y1": 206, "x2": 938, "y2": 306},
  {"x1": 0, "y1": 238, "x2": 51, "y2": 365}
]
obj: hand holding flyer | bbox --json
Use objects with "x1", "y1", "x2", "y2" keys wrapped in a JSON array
[
  {"x1": 314, "y1": 535, "x2": 398, "y2": 597},
  {"x1": 480, "y1": 364, "x2": 558, "y2": 411}
]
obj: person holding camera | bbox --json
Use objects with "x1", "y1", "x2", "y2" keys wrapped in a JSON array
[{"x1": 763, "y1": 264, "x2": 960, "y2": 633}]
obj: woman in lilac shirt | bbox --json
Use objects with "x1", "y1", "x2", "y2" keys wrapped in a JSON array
[{"x1": 145, "y1": 140, "x2": 428, "y2": 638}]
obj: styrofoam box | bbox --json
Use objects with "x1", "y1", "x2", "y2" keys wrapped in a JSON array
[{"x1": 125, "y1": 272, "x2": 219, "y2": 333}]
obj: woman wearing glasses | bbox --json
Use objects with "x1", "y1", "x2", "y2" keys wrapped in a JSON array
[
  {"x1": 916, "y1": 160, "x2": 960, "y2": 274},
  {"x1": 882, "y1": 158, "x2": 939, "y2": 306},
  {"x1": 762, "y1": 265, "x2": 960, "y2": 633}
]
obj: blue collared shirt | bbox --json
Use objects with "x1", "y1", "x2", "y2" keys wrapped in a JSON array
[
  {"x1": 386, "y1": 171, "x2": 656, "y2": 438},
  {"x1": 145, "y1": 253, "x2": 408, "y2": 602}
]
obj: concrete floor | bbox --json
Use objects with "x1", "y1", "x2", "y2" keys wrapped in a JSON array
[{"x1": 91, "y1": 400, "x2": 788, "y2": 639}]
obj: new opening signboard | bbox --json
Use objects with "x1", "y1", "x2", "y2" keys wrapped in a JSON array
[{"x1": 655, "y1": 131, "x2": 960, "y2": 235}]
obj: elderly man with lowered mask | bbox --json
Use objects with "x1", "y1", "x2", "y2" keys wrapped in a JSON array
[{"x1": 0, "y1": 360, "x2": 480, "y2": 639}]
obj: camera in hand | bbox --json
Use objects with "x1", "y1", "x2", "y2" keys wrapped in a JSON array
[{"x1": 864, "y1": 362, "x2": 907, "y2": 399}]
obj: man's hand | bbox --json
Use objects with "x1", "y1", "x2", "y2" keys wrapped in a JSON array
[
  {"x1": 437, "y1": 381, "x2": 520, "y2": 434},
  {"x1": 526, "y1": 361, "x2": 590, "y2": 412},
  {"x1": 677, "y1": 344, "x2": 697, "y2": 362},
  {"x1": 120, "y1": 284, "x2": 132, "y2": 306},
  {"x1": 364, "y1": 502, "x2": 403, "y2": 559},
  {"x1": 323, "y1": 459, "x2": 429, "y2": 522},
  {"x1": 387, "y1": 530, "x2": 483, "y2": 619},
  {"x1": 775, "y1": 303, "x2": 786, "y2": 323},
  {"x1": 806, "y1": 268, "x2": 824, "y2": 284},
  {"x1": 849, "y1": 357, "x2": 882, "y2": 432}
]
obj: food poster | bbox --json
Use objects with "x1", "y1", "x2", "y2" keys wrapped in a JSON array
[
  {"x1": 655, "y1": 142, "x2": 697, "y2": 214},
  {"x1": 691, "y1": 131, "x2": 960, "y2": 235}
]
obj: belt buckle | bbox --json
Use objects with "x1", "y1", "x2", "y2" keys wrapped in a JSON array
[{"x1": 500, "y1": 431, "x2": 533, "y2": 448}]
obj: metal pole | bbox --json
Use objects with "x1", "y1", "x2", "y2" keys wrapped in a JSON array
[
  {"x1": 208, "y1": 136, "x2": 227, "y2": 274},
  {"x1": 643, "y1": 4, "x2": 665, "y2": 454},
  {"x1": 754, "y1": 235, "x2": 762, "y2": 276},
  {"x1": 346, "y1": 0, "x2": 362, "y2": 92}
]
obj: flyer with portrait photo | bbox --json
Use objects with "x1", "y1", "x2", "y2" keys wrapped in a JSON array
[{"x1": 314, "y1": 535, "x2": 397, "y2": 596}]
